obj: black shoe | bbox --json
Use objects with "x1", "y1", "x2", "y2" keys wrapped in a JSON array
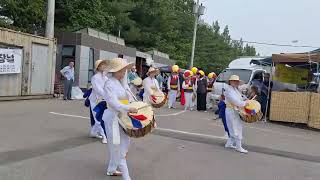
[
  {"x1": 63, "y1": 98, "x2": 67, "y2": 100},
  {"x1": 67, "y1": 98, "x2": 73, "y2": 100}
]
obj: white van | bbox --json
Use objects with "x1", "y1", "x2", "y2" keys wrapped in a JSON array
[{"x1": 212, "y1": 57, "x2": 271, "y2": 102}]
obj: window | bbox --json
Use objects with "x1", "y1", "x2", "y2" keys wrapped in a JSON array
[
  {"x1": 252, "y1": 71, "x2": 263, "y2": 81},
  {"x1": 61, "y1": 45, "x2": 75, "y2": 69},
  {"x1": 216, "y1": 69, "x2": 252, "y2": 84},
  {"x1": 61, "y1": 46, "x2": 75, "y2": 56},
  {"x1": 88, "y1": 48, "x2": 94, "y2": 83}
]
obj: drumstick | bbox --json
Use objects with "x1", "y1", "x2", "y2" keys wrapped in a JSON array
[
  {"x1": 128, "y1": 105, "x2": 151, "y2": 115},
  {"x1": 137, "y1": 104, "x2": 151, "y2": 110},
  {"x1": 250, "y1": 95, "x2": 257, "y2": 100}
]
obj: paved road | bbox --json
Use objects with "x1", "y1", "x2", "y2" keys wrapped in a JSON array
[{"x1": 0, "y1": 99, "x2": 320, "y2": 180}]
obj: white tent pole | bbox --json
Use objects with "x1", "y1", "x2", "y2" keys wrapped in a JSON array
[{"x1": 263, "y1": 63, "x2": 274, "y2": 122}]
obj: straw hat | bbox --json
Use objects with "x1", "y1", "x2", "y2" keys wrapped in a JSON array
[
  {"x1": 95, "y1": 59, "x2": 107, "y2": 70},
  {"x1": 146, "y1": 67, "x2": 160, "y2": 76},
  {"x1": 229, "y1": 75, "x2": 241, "y2": 81},
  {"x1": 131, "y1": 77, "x2": 143, "y2": 86},
  {"x1": 107, "y1": 58, "x2": 133, "y2": 73}
]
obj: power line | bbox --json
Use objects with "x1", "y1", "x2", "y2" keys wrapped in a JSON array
[
  {"x1": 235, "y1": 39, "x2": 320, "y2": 49},
  {"x1": 196, "y1": 37, "x2": 320, "y2": 49}
]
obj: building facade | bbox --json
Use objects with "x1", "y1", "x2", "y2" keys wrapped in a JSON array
[{"x1": 56, "y1": 28, "x2": 174, "y2": 88}]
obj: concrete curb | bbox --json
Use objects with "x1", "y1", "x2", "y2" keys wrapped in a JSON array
[
  {"x1": 152, "y1": 128, "x2": 320, "y2": 163},
  {"x1": 0, "y1": 95, "x2": 53, "y2": 101},
  {"x1": 0, "y1": 136, "x2": 96, "y2": 166}
]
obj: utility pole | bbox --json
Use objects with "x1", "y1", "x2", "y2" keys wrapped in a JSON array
[
  {"x1": 189, "y1": 0, "x2": 205, "y2": 69},
  {"x1": 45, "y1": 0, "x2": 55, "y2": 38}
]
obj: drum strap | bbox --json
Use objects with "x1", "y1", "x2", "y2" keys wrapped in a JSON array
[
  {"x1": 226, "y1": 103, "x2": 234, "y2": 109},
  {"x1": 125, "y1": 87, "x2": 139, "y2": 102},
  {"x1": 113, "y1": 116, "x2": 121, "y2": 145},
  {"x1": 226, "y1": 103, "x2": 239, "y2": 111},
  {"x1": 113, "y1": 99, "x2": 130, "y2": 145},
  {"x1": 119, "y1": 99, "x2": 129, "y2": 105}
]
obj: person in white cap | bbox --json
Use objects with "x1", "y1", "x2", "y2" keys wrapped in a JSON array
[
  {"x1": 89, "y1": 59, "x2": 108, "y2": 144},
  {"x1": 143, "y1": 67, "x2": 161, "y2": 104},
  {"x1": 224, "y1": 75, "x2": 250, "y2": 153},
  {"x1": 102, "y1": 58, "x2": 138, "y2": 179}
]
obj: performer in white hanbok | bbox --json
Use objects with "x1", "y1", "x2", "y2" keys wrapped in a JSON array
[
  {"x1": 167, "y1": 65, "x2": 180, "y2": 109},
  {"x1": 143, "y1": 67, "x2": 161, "y2": 104},
  {"x1": 102, "y1": 58, "x2": 138, "y2": 179},
  {"x1": 89, "y1": 60, "x2": 108, "y2": 144},
  {"x1": 224, "y1": 75, "x2": 249, "y2": 153}
]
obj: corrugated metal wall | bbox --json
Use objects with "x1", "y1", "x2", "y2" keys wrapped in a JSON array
[{"x1": 0, "y1": 28, "x2": 56, "y2": 98}]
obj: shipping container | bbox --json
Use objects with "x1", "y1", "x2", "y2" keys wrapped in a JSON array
[{"x1": 0, "y1": 28, "x2": 56, "y2": 100}]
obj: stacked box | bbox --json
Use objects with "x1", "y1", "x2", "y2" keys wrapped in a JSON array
[{"x1": 270, "y1": 92, "x2": 311, "y2": 124}]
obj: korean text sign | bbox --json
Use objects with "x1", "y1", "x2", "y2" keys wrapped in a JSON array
[{"x1": 0, "y1": 48, "x2": 22, "y2": 74}]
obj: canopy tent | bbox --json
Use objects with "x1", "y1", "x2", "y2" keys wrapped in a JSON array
[
  {"x1": 250, "y1": 57, "x2": 272, "y2": 66},
  {"x1": 272, "y1": 53, "x2": 320, "y2": 63}
]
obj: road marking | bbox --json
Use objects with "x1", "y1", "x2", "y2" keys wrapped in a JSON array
[
  {"x1": 50, "y1": 110, "x2": 185, "y2": 118},
  {"x1": 49, "y1": 112, "x2": 89, "y2": 119},
  {"x1": 152, "y1": 128, "x2": 320, "y2": 164},
  {"x1": 50, "y1": 112, "x2": 311, "y2": 140},
  {"x1": 9, "y1": 112, "x2": 318, "y2": 164},
  {"x1": 156, "y1": 127, "x2": 227, "y2": 139},
  {"x1": 49, "y1": 112, "x2": 226, "y2": 140},
  {"x1": 156, "y1": 110, "x2": 185, "y2": 117},
  {"x1": 207, "y1": 118, "x2": 311, "y2": 140}
]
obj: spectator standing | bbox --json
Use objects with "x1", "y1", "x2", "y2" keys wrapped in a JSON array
[
  {"x1": 60, "y1": 61, "x2": 74, "y2": 100},
  {"x1": 156, "y1": 72, "x2": 164, "y2": 90},
  {"x1": 195, "y1": 70, "x2": 207, "y2": 112},
  {"x1": 128, "y1": 65, "x2": 138, "y2": 82}
]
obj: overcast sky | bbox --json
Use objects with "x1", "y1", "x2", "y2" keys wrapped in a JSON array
[{"x1": 201, "y1": 0, "x2": 320, "y2": 56}]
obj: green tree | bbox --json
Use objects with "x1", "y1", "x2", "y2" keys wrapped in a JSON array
[
  {"x1": 0, "y1": 0, "x2": 257, "y2": 73},
  {"x1": 0, "y1": 0, "x2": 46, "y2": 34},
  {"x1": 55, "y1": 0, "x2": 115, "y2": 32},
  {"x1": 222, "y1": 25, "x2": 231, "y2": 44}
]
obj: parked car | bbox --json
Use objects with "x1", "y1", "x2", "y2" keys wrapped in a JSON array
[{"x1": 212, "y1": 57, "x2": 271, "y2": 103}]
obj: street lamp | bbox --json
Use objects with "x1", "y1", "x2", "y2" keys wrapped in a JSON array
[{"x1": 189, "y1": 0, "x2": 205, "y2": 69}]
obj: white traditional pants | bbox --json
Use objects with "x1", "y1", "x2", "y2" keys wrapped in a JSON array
[
  {"x1": 168, "y1": 90, "x2": 178, "y2": 108},
  {"x1": 184, "y1": 92, "x2": 193, "y2": 110},
  {"x1": 206, "y1": 92, "x2": 213, "y2": 109},
  {"x1": 225, "y1": 108, "x2": 243, "y2": 140},
  {"x1": 90, "y1": 100, "x2": 106, "y2": 139},
  {"x1": 192, "y1": 95, "x2": 197, "y2": 108},
  {"x1": 103, "y1": 110, "x2": 131, "y2": 180}
]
